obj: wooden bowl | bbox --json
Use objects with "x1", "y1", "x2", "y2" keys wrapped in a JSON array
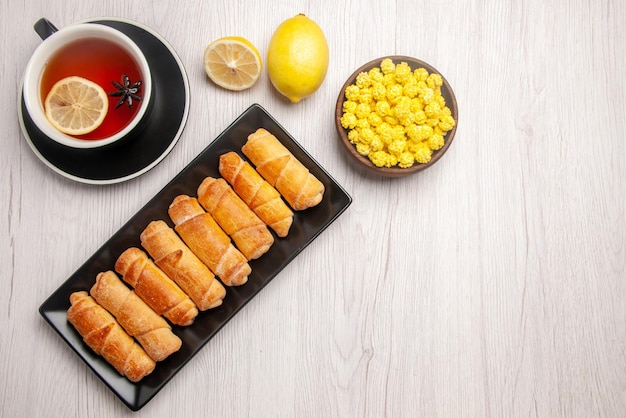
[{"x1": 334, "y1": 56, "x2": 458, "y2": 177}]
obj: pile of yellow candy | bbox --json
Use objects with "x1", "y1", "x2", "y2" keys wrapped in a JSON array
[{"x1": 340, "y1": 58, "x2": 456, "y2": 168}]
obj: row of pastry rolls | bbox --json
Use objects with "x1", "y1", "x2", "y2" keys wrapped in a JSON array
[
  {"x1": 66, "y1": 211, "x2": 233, "y2": 383},
  {"x1": 197, "y1": 177, "x2": 274, "y2": 260},
  {"x1": 170, "y1": 128, "x2": 326, "y2": 289},
  {"x1": 127, "y1": 175, "x2": 270, "y2": 315},
  {"x1": 67, "y1": 240, "x2": 206, "y2": 382},
  {"x1": 140, "y1": 220, "x2": 227, "y2": 310},
  {"x1": 66, "y1": 128, "x2": 325, "y2": 382},
  {"x1": 218, "y1": 151, "x2": 294, "y2": 238},
  {"x1": 147, "y1": 127, "x2": 325, "y2": 300},
  {"x1": 169, "y1": 195, "x2": 251, "y2": 286},
  {"x1": 115, "y1": 247, "x2": 199, "y2": 326},
  {"x1": 241, "y1": 128, "x2": 325, "y2": 211},
  {"x1": 67, "y1": 268, "x2": 185, "y2": 382},
  {"x1": 67, "y1": 291, "x2": 156, "y2": 382},
  {"x1": 90, "y1": 271, "x2": 182, "y2": 362}
]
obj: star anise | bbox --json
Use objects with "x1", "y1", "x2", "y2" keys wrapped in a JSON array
[{"x1": 109, "y1": 73, "x2": 142, "y2": 109}]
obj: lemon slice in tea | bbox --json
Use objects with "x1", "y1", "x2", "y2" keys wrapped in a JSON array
[
  {"x1": 44, "y1": 76, "x2": 109, "y2": 136},
  {"x1": 203, "y1": 37, "x2": 262, "y2": 91}
]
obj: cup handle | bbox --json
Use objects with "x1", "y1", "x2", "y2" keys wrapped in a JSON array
[{"x1": 34, "y1": 18, "x2": 59, "y2": 40}]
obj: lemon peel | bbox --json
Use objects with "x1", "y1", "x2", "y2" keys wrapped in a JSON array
[{"x1": 267, "y1": 14, "x2": 329, "y2": 103}]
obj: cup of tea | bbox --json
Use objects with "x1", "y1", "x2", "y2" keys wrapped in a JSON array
[{"x1": 22, "y1": 18, "x2": 153, "y2": 149}]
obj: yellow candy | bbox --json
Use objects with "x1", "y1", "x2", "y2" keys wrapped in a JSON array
[
  {"x1": 355, "y1": 103, "x2": 372, "y2": 119},
  {"x1": 370, "y1": 136, "x2": 384, "y2": 152},
  {"x1": 398, "y1": 152, "x2": 415, "y2": 168},
  {"x1": 414, "y1": 143, "x2": 433, "y2": 164},
  {"x1": 341, "y1": 59, "x2": 455, "y2": 168},
  {"x1": 424, "y1": 101, "x2": 442, "y2": 118},
  {"x1": 403, "y1": 80, "x2": 419, "y2": 98},
  {"x1": 356, "y1": 72, "x2": 371, "y2": 88},
  {"x1": 380, "y1": 58, "x2": 395, "y2": 74},
  {"x1": 394, "y1": 62, "x2": 412, "y2": 83},
  {"x1": 414, "y1": 110, "x2": 427, "y2": 125},
  {"x1": 371, "y1": 82, "x2": 387, "y2": 101},
  {"x1": 356, "y1": 118, "x2": 370, "y2": 130},
  {"x1": 356, "y1": 142, "x2": 370, "y2": 156},
  {"x1": 420, "y1": 87, "x2": 435, "y2": 104},
  {"x1": 344, "y1": 84, "x2": 360, "y2": 101},
  {"x1": 375, "y1": 100, "x2": 392, "y2": 117},
  {"x1": 388, "y1": 139, "x2": 406, "y2": 156},
  {"x1": 340, "y1": 113, "x2": 357, "y2": 129},
  {"x1": 368, "y1": 112, "x2": 383, "y2": 127},
  {"x1": 439, "y1": 114, "x2": 456, "y2": 131},
  {"x1": 377, "y1": 122, "x2": 394, "y2": 144},
  {"x1": 342, "y1": 100, "x2": 357, "y2": 114},
  {"x1": 358, "y1": 87, "x2": 373, "y2": 103},
  {"x1": 382, "y1": 73, "x2": 396, "y2": 87},
  {"x1": 410, "y1": 98, "x2": 424, "y2": 112},
  {"x1": 387, "y1": 84, "x2": 402, "y2": 104},
  {"x1": 369, "y1": 150, "x2": 388, "y2": 167},
  {"x1": 414, "y1": 67, "x2": 429, "y2": 82},
  {"x1": 368, "y1": 67, "x2": 384, "y2": 83},
  {"x1": 427, "y1": 73, "x2": 443, "y2": 88},
  {"x1": 347, "y1": 129, "x2": 359, "y2": 143},
  {"x1": 359, "y1": 128, "x2": 375, "y2": 144},
  {"x1": 429, "y1": 134, "x2": 445, "y2": 151}
]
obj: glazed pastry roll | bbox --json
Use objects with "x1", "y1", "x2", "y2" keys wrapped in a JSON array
[
  {"x1": 140, "y1": 220, "x2": 226, "y2": 311},
  {"x1": 168, "y1": 195, "x2": 251, "y2": 286},
  {"x1": 90, "y1": 271, "x2": 182, "y2": 362},
  {"x1": 242, "y1": 128, "x2": 324, "y2": 210},
  {"x1": 67, "y1": 291, "x2": 156, "y2": 382},
  {"x1": 115, "y1": 247, "x2": 198, "y2": 326},
  {"x1": 197, "y1": 177, "x2": 274, "y2": 260},
  {"x1": 219, "y1": 151, "x2": 293, "y2": 237}
]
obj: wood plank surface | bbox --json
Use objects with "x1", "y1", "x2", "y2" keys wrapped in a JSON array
[{"x1": 1, "y1": 0, "x2": 624, "y2": 416}]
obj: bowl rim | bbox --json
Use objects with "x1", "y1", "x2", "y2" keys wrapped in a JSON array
[{"x1": 335, "y1": 55, "x2": 458, "y2": 177}]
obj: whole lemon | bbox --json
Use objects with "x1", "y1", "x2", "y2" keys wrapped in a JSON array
[{"x1": 267, "y1": 14, "x2": 329, "y2": 103}]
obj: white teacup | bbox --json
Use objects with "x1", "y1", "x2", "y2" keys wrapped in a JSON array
[{"x1": 22, "y1": 18, "x2": 152, "y2": 149}]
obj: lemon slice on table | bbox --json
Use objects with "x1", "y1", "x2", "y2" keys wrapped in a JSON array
[
  {"x1": 203, "y1": 36, "x2": 262, "y2": 91},
  {"x1": 44, "y1": 76, "x2": 108, "y2": 136}
]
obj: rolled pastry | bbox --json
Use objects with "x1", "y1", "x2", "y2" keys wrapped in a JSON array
[
  {"x1": 168, "y1": 195, "x2": 251, "y2": 286},
  {"x1": 67, "y1": 291, "x2": 156, "y2": 382},
  {"x1": 242, "y1": 128, "x2": 324, "y2": 210},
  {"x1": 90, "y1": 271, "x2": 182, "y2": 362},
  {"x1": 140, "y1": 220, "x2": 226, "y2": 311},
  {"x1": 197, "y1": 177, "x2": 274, "y2": 260},
  {"x1": 219, "y1": 151, "x2": 293, "y2": 237},
  {"x1": 115, "y1": 247, "x2": 198, "y2": 326}
]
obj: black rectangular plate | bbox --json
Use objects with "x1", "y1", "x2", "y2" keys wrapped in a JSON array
[{"x1": 39, "y1": 103, "x2": 352, "y2": 411}]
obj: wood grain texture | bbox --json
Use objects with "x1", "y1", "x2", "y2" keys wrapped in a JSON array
[{"x1": 1, "y1": 0, "x2": 624, "y2": 416}]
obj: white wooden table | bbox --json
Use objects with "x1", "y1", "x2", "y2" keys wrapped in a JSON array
[{"x1": 1, "y1": 1, "x2": 624, "y2": 416}]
